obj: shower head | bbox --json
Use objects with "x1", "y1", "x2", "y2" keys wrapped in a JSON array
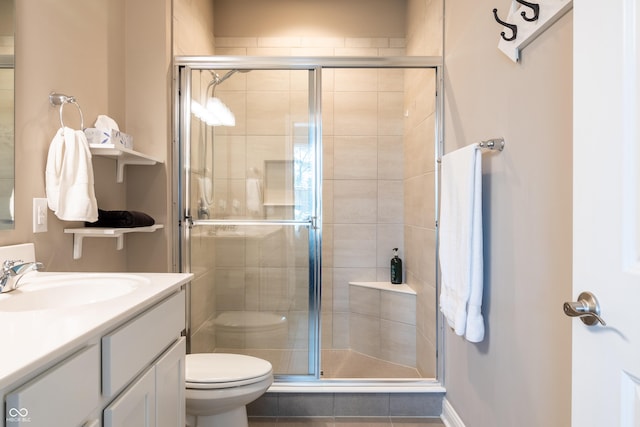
[
  {"x1": 198, "y1": 69, "x2": 250, "y2": 127},
  {"x1": 195, "y1": 70, "x2": 238, "y2": 127},
  {"x1": 208, "y1": 69, "x2": 250, "y2": 87}
]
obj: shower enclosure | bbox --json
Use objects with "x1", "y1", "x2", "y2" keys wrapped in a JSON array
[{"x1": 175, "y1": 56, "x2": 442, "y2": 383}]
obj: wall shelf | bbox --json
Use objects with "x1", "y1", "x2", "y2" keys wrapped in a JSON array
[
  {"x1": 89, "y1": 144, "x2": 163, "y2": 183},
  {"x1": 64, "y1": 224, "x2": 164, "y2": 260}
]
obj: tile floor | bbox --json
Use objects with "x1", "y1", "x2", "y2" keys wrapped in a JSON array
[{"x1": 248, "y1": 418, "x2": 445, "y2": 426}]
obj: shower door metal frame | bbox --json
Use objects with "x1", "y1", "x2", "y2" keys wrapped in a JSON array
[{"x1": 173, "y1": 56, "x2": 445, "y2": 385}]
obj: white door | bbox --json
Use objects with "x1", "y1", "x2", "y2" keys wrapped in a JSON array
[{"x1": 573, "y1": 0, "x2": 640, "y2": 425}]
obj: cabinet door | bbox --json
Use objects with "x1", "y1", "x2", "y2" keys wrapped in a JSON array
[
  {"x1": 155, "y1": 338, "x2": 186, "y2": 427},
  {"x1": 6, "y1": 345, "x2": 100, "y2": 427},
  {"x1": 103, "y1": 367, "x2": 156, "y2": 427}
]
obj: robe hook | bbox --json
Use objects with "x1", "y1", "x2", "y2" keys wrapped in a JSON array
[
  {"x1": 514, "y1": 0, "x2": 540, "y2": 22},
  {"x1": 492, "y1": 8, "x2": 518, "y2": 42}
]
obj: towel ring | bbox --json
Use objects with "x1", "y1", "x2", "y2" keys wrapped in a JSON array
[{"x1": 49, "y1": 92, "x2": 84, "y2": 130}]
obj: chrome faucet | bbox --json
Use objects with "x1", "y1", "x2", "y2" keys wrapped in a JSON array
[{"x1": 0, "y1": 260, "x2": 44, "y2": 293}]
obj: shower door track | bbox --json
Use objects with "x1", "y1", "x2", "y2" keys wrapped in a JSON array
[
  {"x1": 174, "y1": 55, "x2": 445, "y2": 391},
  {"x1": 175, "y1": 55, "x2": 442, "y2": 70}
]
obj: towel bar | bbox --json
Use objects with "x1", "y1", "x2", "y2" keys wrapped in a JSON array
[
  {"x1": 49, "y1": 92, "x2": 84, "y2": 130},
  {"x1": 478, "y1": 138, "x2": 505, "y2": 151}
]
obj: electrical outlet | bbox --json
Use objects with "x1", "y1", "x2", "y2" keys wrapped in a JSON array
[{"x1": 33, "y1": 198, "x2": 48, "y2": 233}]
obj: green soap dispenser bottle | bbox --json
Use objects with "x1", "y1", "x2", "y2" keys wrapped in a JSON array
[{"x1": 390, "y1": 248, "x2": 403, "y2": 284}]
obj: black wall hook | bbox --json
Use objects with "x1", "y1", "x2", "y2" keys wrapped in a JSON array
[
  {"x1": 514, "y1": 0, "x2": 540, "y2": 21},
  {"x1": 493, "y1": 8, "x2": 518, "y2": 41}
]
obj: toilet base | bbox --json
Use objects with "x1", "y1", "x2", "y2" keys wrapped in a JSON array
[{"x1": 189, "y1": 406, "x2": 248, "y2": 427}]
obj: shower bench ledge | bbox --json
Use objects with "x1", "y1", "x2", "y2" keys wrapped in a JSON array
[{"x1": 349, "y1": 281, "x2": 416, "y2": 295}]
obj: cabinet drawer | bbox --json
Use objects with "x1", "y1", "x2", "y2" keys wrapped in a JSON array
[
  {"x1": 6, "y1": 344, "x2": 100, "y2": 427},
  {"x1": 102, "y1": 290, "x2": 185, "y2": 397}
]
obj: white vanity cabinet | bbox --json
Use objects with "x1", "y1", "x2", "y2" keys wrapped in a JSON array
[
  {"x1": 103, "y1": 290, "x2": 186, "y2": 427},
  {"x1": 3, "y1": 289, "x2": 186, "y2": 427}
]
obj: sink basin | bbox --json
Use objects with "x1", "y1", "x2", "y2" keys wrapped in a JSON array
[{"x1": 0, "y1": 273, "x2": 150, "y2": 312}]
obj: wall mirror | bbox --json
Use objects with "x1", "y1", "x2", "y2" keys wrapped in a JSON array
[{"x1": 0, "y1": 0, "x2": 14, "y2": 230}]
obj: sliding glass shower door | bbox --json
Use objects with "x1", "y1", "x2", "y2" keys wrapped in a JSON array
[{"x1": 177, "y1": 61, "x2": 322, "y2": 379}]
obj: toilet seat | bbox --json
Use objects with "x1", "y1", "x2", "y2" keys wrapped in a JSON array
[{"x1": 186, "y1": 353, "x2": 273, "y2": 390}]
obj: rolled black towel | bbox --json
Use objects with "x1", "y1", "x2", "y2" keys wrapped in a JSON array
[{"x1": 85, "y1": 209, "x2": 155, "y2": 228}]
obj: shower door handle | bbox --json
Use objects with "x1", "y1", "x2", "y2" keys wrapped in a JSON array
[{"x1": 563, "y1": 291, "x2": 606, "y2": 326}]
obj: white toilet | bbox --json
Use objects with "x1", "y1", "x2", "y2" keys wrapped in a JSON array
[{"x1": 185, "y1": 353, "x2": 273, "y2": 427}]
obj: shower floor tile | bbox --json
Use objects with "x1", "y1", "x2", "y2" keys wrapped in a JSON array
[{"x1": 248, "y1": 417, "x2": 445, "y2": 426}]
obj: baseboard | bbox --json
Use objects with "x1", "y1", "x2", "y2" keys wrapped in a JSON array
[{"x1": 441, "y1": 398, "x2": 466, "y2": 427}]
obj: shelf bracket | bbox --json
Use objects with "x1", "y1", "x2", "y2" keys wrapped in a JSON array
[
  {"x1": 88, "y1": 145, "x2": 162, "y2": 183},
  {"x1": 115, "y1": 158, "x2": 157, "y2": 183},
  {"x1": 72, "y1": 234, "x2": 84, "y2": 260},
  {"x1": 69, "y1": 232, "x2": 125, "y2": 260}
]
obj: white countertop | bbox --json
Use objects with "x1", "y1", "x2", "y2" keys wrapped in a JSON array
[{"x1": 0, "y1": 272, "x2": 192, "y2": 391}]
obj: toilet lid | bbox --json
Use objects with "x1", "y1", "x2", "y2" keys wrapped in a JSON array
[{"x1": 186, "y1": 353, "x2": 273, "y2": 384}]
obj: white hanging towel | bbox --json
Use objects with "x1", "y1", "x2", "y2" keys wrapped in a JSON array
[
  {"x1": 246, "y1": 178, "x2": 263, "y2": 216},
  {"x1": 439, "y1": 144, "x2": 485, "y2": 342},
  {"x1": 45, "y1": 127, "x2": 98, "y2": 222}
]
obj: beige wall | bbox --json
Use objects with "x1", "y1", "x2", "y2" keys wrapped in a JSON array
[
  {"x1": 123, "y1": 0, "x2": 172, "y2": 273},
  {"x1": 213, "y1": 0, "x2": 406, "y2": 38},
  {"x1": 406, "y1": 0, "x2": 443, "y2": 57},
  {"x1": 13, "y1": 0, "x2": 127, "y2": 271},
  {"x1": 8, "y1": 0, "x2": 171, "y2": 272},
  {"x1": 442, "y1": 1, "x2": 572, "y2": 426},
  {"x1": 174, "y1": 0, "x2": 216, "y2": 56}
]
